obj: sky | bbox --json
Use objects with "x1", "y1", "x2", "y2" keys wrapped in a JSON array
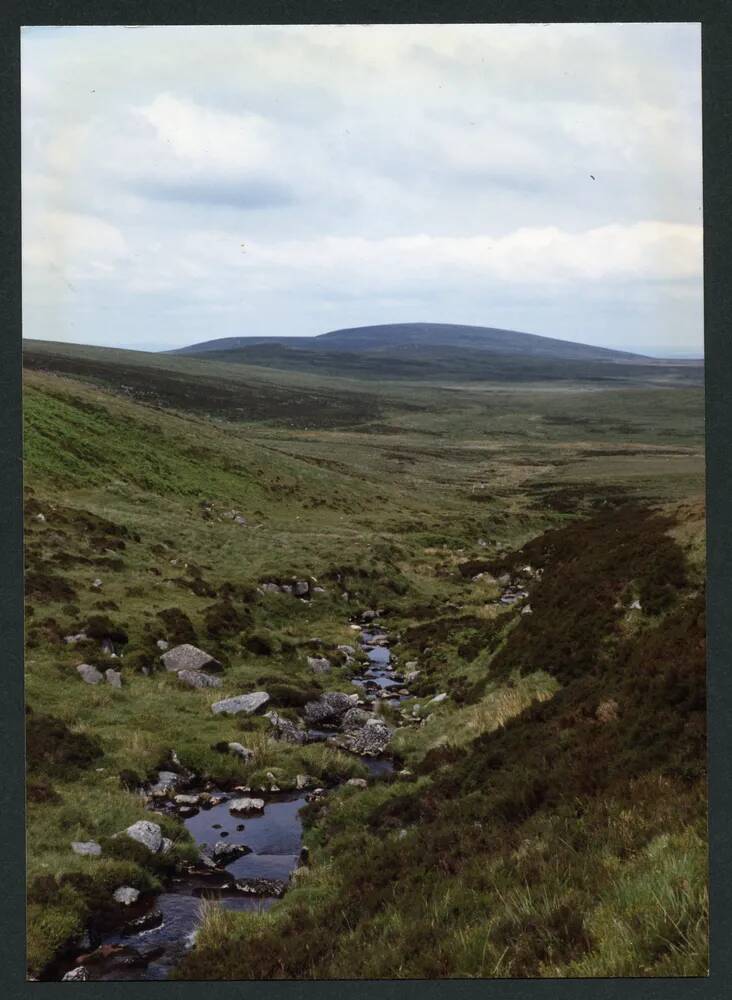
[{"x1": 21, "y1": 23, "x2": 703, "y2": 356}]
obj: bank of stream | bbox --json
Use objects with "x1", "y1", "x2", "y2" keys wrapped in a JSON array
[{"x1": 48, "y1": 613, "x2": 408, "y2": 981}]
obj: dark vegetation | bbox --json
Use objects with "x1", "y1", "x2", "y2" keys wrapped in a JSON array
[{"x1": 176, "y1": 504, "x2": 707, "y2": 980}]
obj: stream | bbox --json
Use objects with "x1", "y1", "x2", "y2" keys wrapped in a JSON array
[{"x1": 49, "y1": 613, "x2": 406, "y2": 981}]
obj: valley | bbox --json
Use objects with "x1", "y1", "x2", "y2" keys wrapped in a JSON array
[{"x1": 23, "y1": 334, "x2": 706, "y2": 980}]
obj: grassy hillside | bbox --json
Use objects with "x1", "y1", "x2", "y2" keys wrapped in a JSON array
[{"x1": 23, "y1": 348, "x2": 706, "y2": 979}]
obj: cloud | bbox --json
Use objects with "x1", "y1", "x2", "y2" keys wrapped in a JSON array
[{"x1": 20, "y1": 23, "x2": 703, "y2": 354}]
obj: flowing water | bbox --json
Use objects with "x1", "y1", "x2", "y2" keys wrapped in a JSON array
[{"x1": 49, "y1": 615, "x2": 405, "y2": 981}]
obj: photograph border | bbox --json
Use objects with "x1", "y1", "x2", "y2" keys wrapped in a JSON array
[{"x1": 1, "y1": 2, "x2": 729, "y2": 998}]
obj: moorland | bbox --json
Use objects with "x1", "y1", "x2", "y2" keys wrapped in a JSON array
[{"x1": 23, "y1": 325, "x2": 706, "y2": 980}]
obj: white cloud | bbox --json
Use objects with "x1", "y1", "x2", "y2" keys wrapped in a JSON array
[{"x1": 20, "y1": 23, "x2": 703, "y2": 354}]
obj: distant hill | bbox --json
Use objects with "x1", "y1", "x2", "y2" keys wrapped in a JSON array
[{"x1": 173, "y1": 322, "x2": 649, "y2": 363}]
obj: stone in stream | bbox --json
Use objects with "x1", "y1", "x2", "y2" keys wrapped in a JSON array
[
  {"x1": 174, "y1": 794, "x2": 200, "y2": 806},
  {"x1": 122, "y1": 909, "x2": 164, "y2": 935},
  {"x1": 77, "y1": 663, "x2": 104, "y2": 685},
  {"x1": 113, "y1": 886, "x2": 140, "y2": 906},
  {"x1": 161, "y1": 644, "x2": 222, "y2": 673},
  {"x1": 63, "y1": 967, "x2": 90, "y2": 981},
  {"x1": 228, "y1": 797, "x2": 265, "y2": 815},
  {"x1": 235, "y1": 877, "x2": 288, "y2": 898},
  {"x1": 210, "y1": 841, "x2": 252, "y2": 865},
  {"x1": 303, "y1": 691, "x2": 358, "y2": 726},
  {"x1": 211, "y1": 691, "x2": 270, "y2": 716},
  {"x1": 333, "y1": 718, "x2": 392, "y2": 756},
  {"x1": 307, "y1": 655, "x2": 331, "y2": 674},
  {"x1": 71, "y1": 840, "x2": 102, "y2": 857},
  {"x1": 124, "y1": 820, "x2": 163, "y2": 853},
  {"x1": 342, "y1": 706, "x2": 371, "y2": 730},
  {"x1": 149, "y1": 770, "x2": 183, "y2": 797},
  {"x1": 178, "y1": 669, "x2": 222, "y2": 689},
  {"x1": 265, "y1": 711, "x2": 306, "y2": 745}
]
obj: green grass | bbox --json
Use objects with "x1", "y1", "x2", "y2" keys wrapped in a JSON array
[{"x1": 23, "y1": 348, "x2": 706, "y2": 979}]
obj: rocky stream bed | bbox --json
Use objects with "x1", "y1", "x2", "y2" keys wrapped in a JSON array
[{"x1": 46, "y1": 612, "x2": 414, "y2": 982}]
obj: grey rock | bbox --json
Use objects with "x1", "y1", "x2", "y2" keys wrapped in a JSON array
[
  {"x1": 295, "y1": 773, "x2": 317, "y2": 790},
  {"x1": 113, "y1": 886, "x2": 140, "y2": 906},
  {"x1": 34, "y1": 512, "x2": 46, "y2": 523},
  {"x1": 156, "y1": 639, "x2": 169, "y2": 651},
  {"x1": 149, "y1": 771, "x2": 181, "y2": 797},
  {"x1": 211, "y1": 841, "x2": 252, "y2": 865},
  {"x1": 211, "y1": 691, "x2": 270, "y2": 716},
  {"x1": 161, "y1": 837, "x2": 173, "y2": 854},
  {"x1": 174, "y1": 794, "x2": 200, "y2": 806},
  {"x1": 100, "y1": 638, "x2": 115, "y2": 655},
  {"x1": 260, "y1": 583, "x2": 280, "y2": 593},
  {"x1": 293, "y1": 580, "x2": 310, "y2": 597},
  {"x1": 303, "y1": 691, "x2": 358, "y2": 726},
  {"x1": 337, "y1": 644, "x2": 356, "y2": 656},
  {"x1": 235, "y1": 877, "x2": 287, "y2": 898},
  {"x1": 279, "y1": 584, "x2": 293, "y2": 594},
  {"x1": 342, "y1": 706, "x2": 371, "y2": 730},
  {"x1": 71, "y1": 841, "x2": 102, "y2": 857},
  {"x1": 105, "y1": 668, "x2": 122, "y2": 688},
  {"x1": 178, "y1": 669, "x2": 222, "y2": 689},
  {"x1": 77, "y1": 663, "x2": 104, "y2": 685},
  {"x1": 266, "y1": 712, "x2": 306, "y2": 745},
  {"x1": 346, "y1": 778, "x2": 368, "y2": 788},
  {"x1": 125, "y1": 820, "x2": 163, "y2": 853},
  {"x1": 228, "y1": 742, "x2": 255, "y2": 760},
  {"x1": 62, "y1": 967, "x2": 89, "y2": 981},
  {"x1": 91, "y1": 578, "x2": 103, "y2": 590},
  {"x1": 428, "y1": 692, "x2": 448, "y2": 705},
  {"x1": 64, "y1": 632, "x2": 87, "y2": 645},
  {"x1": 307, "y1": 655, "x2": 331, "y2": 674},
  {"x1": 228, "y1": 797, "x2": 265, "y2": 815},
  {"x1": 333, "y1": 719, "x2": 392, "y2": 756},
  {"x1": 161, "y1": 644, "x2": 221, "y2": 674}
]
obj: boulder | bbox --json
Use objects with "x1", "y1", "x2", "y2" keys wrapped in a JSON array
[
  {"x1": 77, "y1": 663, "x2": 104, "y2": 685},
  {"x1": 105, "y1": 668, "x2": 122, "y2": 688},
  {"x1": 178, "y1": 669, "x2": 222, "y2": 689},
  {"x1": 295, "y1": 774, "x2": 317, "y2": 790},
  {"x1": 303, "y1": 691, "x2": 358, "y2": 726},
  {"x1": 346, "y1": 778, "x2": 368, "y2": 789},
  {"x1": 174, "y1": 794, "x2": 200, "y2": 806},
  {"x1": 113, "y1": 886, "x2": 140, "y2": 906},
  {"x1": 161, "y1": 644, "x2": 221, "y2": 674},
  {"x1": 156, "y1": 639, "x2": 169, "y2": 651},
  {"x1": 124, "y1": 820, "x2": 163, "y2": 853},
  {"x1": 228, "y1": 742, "x2": 255, "y2": 760},
  {"x1": 307, "y1": 656, "x2": 331, "y2": 674},
  {"x1": 211, "y1": 692, "x2": 270, "y2": 716},
  {"x1": 210, "y1": 841, "x2": 252, "y2": 865},
  {"x1": 266, "y1": 712, "x2": 306, "y2": 745},
  {"x1": 260, "y1": 583, "x2": 280, "y2": 593},
  {"x1": 293, "y1": 581, "x2": 310, "y2": 597},
  {"x1": 235, "y1": 877, "x2": 287, "y2": 898},
  {"x1": 149, "y1": 771, "x2": 181, "y2": 797},
  {"x1": 71, "y1": 841, "x2": 102, "y2": 857},
  {"x1": 342, "y1": 706, "x2": 371, "y2": 730},
  {"x1": 334, "y1": 719, "x2": 392, "y2": 756},
  {"x1": 229, "y1": 797, "x2": 265, "y2": 815},
  {"x1": 337, "y1": 645, "x2": 356, "y2": 656},
  {"x1": 62, "y1": 967, "x2": 90, "y2": 981}
]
